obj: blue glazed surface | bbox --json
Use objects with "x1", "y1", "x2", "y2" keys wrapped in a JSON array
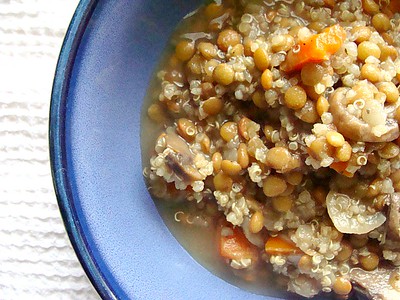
[{"x1": 50, "y1": 1, "x2": 280, "y2": 299}]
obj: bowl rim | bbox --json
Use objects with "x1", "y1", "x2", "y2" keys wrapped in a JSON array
[{"x1": 49, "y1": 0, "x2": 116, "y2": 299}]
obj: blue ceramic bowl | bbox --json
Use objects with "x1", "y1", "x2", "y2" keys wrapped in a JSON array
[{"x1": 50, "y1": 1, "x2": 280, "y2": 299}]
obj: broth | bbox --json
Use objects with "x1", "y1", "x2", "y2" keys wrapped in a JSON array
[
  {"x1": 141, "y1": 6, "x2": 284, "y2": 297},
  {"x1": 141, "y1": 0, "x2": 400, "y2": 299}
]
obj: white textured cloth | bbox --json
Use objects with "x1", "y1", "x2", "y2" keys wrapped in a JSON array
[{"x1": 0, "y1": 1, "x2": 100, "y2": 299}]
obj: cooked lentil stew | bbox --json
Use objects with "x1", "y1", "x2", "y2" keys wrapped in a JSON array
[{"x1": 142, "y1": 0, "x2": 400, "y2": 298}]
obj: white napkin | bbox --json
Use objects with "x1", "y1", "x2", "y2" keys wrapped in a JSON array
[{"x1": 0, "y1": 1, "x2": 100, "y2": 299}]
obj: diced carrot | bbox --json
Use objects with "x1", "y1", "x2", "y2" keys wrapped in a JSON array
[
  {"x1": 329, "y1": 161, "x2": 354, "y2": 177},
  {"x1": 330, "y1": 161, "x2": 348, "y2": 173},
  {"x1": 218, "y1": 222, "x2": 259, "y2": 261},
  {"x1": 282, "y1": 24, "x2": 346, "y2": 73},
  {"x1": 264, "y1": 236, "x2": 302, "y2": 256}
]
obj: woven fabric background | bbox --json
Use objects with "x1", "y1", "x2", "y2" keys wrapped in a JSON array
[{"x1": 0, "y1": 0, "x2": 100, "y2": 299}]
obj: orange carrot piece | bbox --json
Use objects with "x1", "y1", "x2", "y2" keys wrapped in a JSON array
[
  {"x1": 264, "y1": 236, "x2": 302, "y2": 256},
  {"x1": 330, "y1": 161, "x2": 349, "y2": 173},
  {"x1": 218, "y1": 223, "x2": 258, "y2": 261},
  {"x1": 282, "y1": 24, "x2": 346, "y2": 73},
  {"x1": 330, "y1": 161, "x2": 354, "y2": 177}
]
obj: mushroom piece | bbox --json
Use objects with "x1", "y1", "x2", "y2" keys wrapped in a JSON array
[
  {"x1": 241, "y1": 216, "x2": 265, "y2": 248},
  {"x1": 350, "y1": 267, "x2": 400, "y2": 300},
  {"x1": 153, "y1": 130, "x2": 210, "y2": 185},
  {"x1": 326, "y1": 191, "x2": 386, "y2": 234},
  {"x1": 387, "y1": 193, "x2": 400, "y2": 241},
  {"x1": 165, "y1": 130, "x2": 194, "y2": 158},
  {"x1": 165, "y1": 152, "x2": 204, "y2": 182},
  {"x1": 329, "y1": 87, "x2": 399, "y2": 142},
  {"x1": 164, "y1": 131, "x2": 207, "y2": 182}
]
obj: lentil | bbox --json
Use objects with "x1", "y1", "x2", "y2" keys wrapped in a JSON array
[
  {"x1": 263, "y1": 125, "x2": 274, "y2": 142},
  {"x1": 359, "y1": 253, "x2": 379, "y2": 271},
  {"x1": 254, "y1": 48, "x2": 270, "y2": 71},
  {"x1": 177, "y1": 118, "x2": 197, "y2": 141},
  {"x1": 261, "y1": 69, "x2": 273, "y2": 90},
  {"x1": 361, "y1": 64, "x2": 381, "y2": 83},
  {"x1": 187, "y1": 54, "x2": 203, "y2": 75},
  {"x1": 262, "y1": 175, "x2": 287, "y2": 197},
  {"x1": 147, "y1": 103, "x2": 167, "y2": 123},
  {"x1": 272, "y1": 195, "x2": 293, "y2": 213},
  {"x1": 351, "y1": 26, "x2": 372, "y2": 44},
  {"x1": 367, "y1": 178, "x2": 383, "y2": 197},
  {"x1": 335, "y1": 142, "x2": 352, "y2": 162},
  {"x1": 271, "y1": 34, "x2": 295, "y2": 53},
  {"x1": 198, "y1": 42, "x2": 217, "y2": 60},
  {"x1": 221, "y1": 160, "x2": 242, "y2": 176},
  {"x1": 265, "y1": 146, "x2": 297, "y2": 173},
  {"x1": 333, "y1": 277, "x2": 352, "y2": 295},
  {"x1": 298, "y1": 255, "x2": 313, "y2": 273},
  {"x1": 217, "y1": 29, "x2": 242, "y2": 52},
  {"x1": 337, "y1": 241, "x2": 353, "y2": 262},
  {"x1": 237, "y1": 143, "x2": 250, "y2": 169},
  {"x1": 362, "y1": 0, "x2": 380, "y2": 15},
  {"x1": 296, "y1": 101, "x2": 319, "y2": 124},
  {"x1": 249, "y1": 211, "x2": 264, "y2": 233},
  {"x1": 378, "y1": 142, "x2": 400, "y2": 159},
  {"x1": 212, "y1": 152, "x2": 223, "y2": 173},
  {"x1": 358, "y1": 41, "x2": 381, "y2": 61},
  {"x1": 284, "y1": 85, "x2": 307, "y2": 110},
  {"x1": 251, "y1": 90, "x2": 268, "y2": 109},
  {"x1": 175, "y1": 40, "x2": 195, "y2": 61},
  {"x1": 204, "y1": 3, "x2": 224, "y2": 19},
  {"x1": 285, "y1": 172, "x2": 303, "y2": 186},
  {"x1": 301, "y1": 63, "x2": 324, "y2": 86},
  {"x1": 372, "y1": 13, "x2": 392, "y2": 32},
  {"x1": 220, "y1": 121, "x2": 238, "y2": 142},
  {"x1": 230, "y1": 44, "x2": 244, "y2": 57},
  {"x1": 378, "y1": 82, "x2": 399, "y2": 104},
  {"x1": 309, "y1": 138, "x2": 334, "y2": 160},
  {"x1": 316, "y1": 96, "x2": 329, "y2": 117},
  {"x1": 203, "y1": 97, "x2": 224, "y2": 115},
  {"x1": 380, "y1": 44, "x2": 398, "y2": 61},
  {"x1": 213, "y1": 63, "x2": 235, "y2": 85},
  {"x1": 199, "y1": 133, "x2": 211, "y2": 153},
  {"x1": 326, "y1": 131, "x2": 345, "y2": 148}
]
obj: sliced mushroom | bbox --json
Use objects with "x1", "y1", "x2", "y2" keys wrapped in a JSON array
[
  {"x1": 165, "y1": 152, "x2": 204, "y2": 182},
  {"x1": 350, "y1": 266, "x2": 400, "y2": 300},
  {"x1": 387, "y1": 193, "x2": 400, "y2": 241},
  {"x1": 165, "y1": 131, "x2": 194, "y2": 158},
  {"x1": 163, "y1": 131, "x2": 204, "y2": 182},
  {"x1": 326, "y1": 191, "x2": 386, "y2": 234},
  {"x1": 329, "y1": 87, "x2": 399, "y2": 142},
  {"x1": 241, "y1": 216, "x2": 265, "y2": 248}
]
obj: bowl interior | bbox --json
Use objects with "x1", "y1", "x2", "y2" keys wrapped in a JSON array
[{"x1": 53, "y1": 0, "x2": 281, "y2": 299}]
